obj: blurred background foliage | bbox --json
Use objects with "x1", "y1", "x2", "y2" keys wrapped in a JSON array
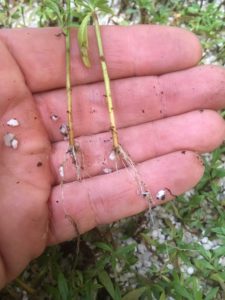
[{"x1": 0, "y1": 0, "x2": 225, "y2": 299}]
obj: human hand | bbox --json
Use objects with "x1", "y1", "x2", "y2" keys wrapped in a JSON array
[{"x1": 0, "y1": 25, "x2": 225, "y2": 287}]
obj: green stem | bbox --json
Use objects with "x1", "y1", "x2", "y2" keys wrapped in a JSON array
[
  {"x1": 65, "y1": 0, "x2": 75, "y2": 149},
  {"x1": 93, "y1": 12, "x2": 119, "y2": 151}
]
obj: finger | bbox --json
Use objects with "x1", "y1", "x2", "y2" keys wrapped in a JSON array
[
  {"x1": 35, "y1": 65, "x2": 225, "y2": 142},
  {"x1": 0, "y1": 40, "x2": 27, "y2": 117},
  {"x1": 50, "y1": 109, "x2": 225, "y2": 184},
  {"x1": 48, "y1": 150, "x2": 204, "y2": 244},
  {"x1": 0, "y1": 25, "x2": 201, "y2": 92}
]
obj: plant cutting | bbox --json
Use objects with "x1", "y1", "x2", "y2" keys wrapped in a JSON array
[
  {"x1": 77, "y1": 0, "x2": 153, "y2": 205},
  {"x1": 44, "y1": 0, "x2": 82, "y2": 181}
]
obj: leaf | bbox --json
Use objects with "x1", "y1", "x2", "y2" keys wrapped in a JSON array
[
  {"x1": 44, "y1": 0, "x2": 64, "y2": 26},
  {"x1": 44, "y1": 0, "x2": 61, "y2": 17},
  {"x1": 122, "y1": 287, "x2": 147, "y2": 300},
  {"x1": 78, "y1": 12, "x2": 91, "y2": 68},
  {"x1": 210, "y1": 273, "x2": 225, "y2": 290},
  {"x1": 95, "y1": 242, "x2": 113, "y2": 252},
  {"x1": 174, "y1": 283, "x2": 193, "y2": 300},
  {"x1": 194, "y1": 259, "x2": 215, "y2": 271},
  {"x1": 211, "y1": 227, "x2": 225, "y2": 236},
  {"x1": 205, "y1": 287, "x2": 219, "y2": 300},
  {"x1": 159, "y1": 291, "x2": 166, "y2": 300},
  {"x1": 213, "y1": 245, "x2": 225, "y2": 257},
  {"x1": 115, "y1": 244, "x2": 136, "y2": 256},
  {"x1": 57, "y1": 272, "x2": 69, "y2": 300},
  {"x1": 98, "y1": 270, "x2": 116, "y2": 299}
]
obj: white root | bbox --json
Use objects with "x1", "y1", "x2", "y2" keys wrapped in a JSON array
[{"x1": 116, "y1": 144, "x2": 153, "y2": 205}]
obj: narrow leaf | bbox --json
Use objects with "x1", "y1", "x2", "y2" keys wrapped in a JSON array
[
  {"x1": 98, "y1": 270, "x2": 116, "y2": 299},
  {"x1": 174, "y1": 284, "x2": 193, "y2": 300},
  {"x1": 122, "y1": 287, "x2": 147, "y2": 300},
  {"x1": 205, "y1": 287, "x2": 219, "y2": 300},
  {"x1": 57, "y1": 272, "x2": 69, "y2": 300},
  {"x1": 78, "y1": 13, "x2": 91, "y2": 68}
]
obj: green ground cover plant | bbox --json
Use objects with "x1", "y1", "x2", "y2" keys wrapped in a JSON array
[{"x1": 0, "y1": 0, "x2": 225, "y2": 299}]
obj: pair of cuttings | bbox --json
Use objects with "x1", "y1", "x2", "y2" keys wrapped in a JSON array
[
  {"x1": 43, "y1": 0, "x2": 153, "y2": 201},
  {"x1": 77, "y1": 0, "x2": 153, "y2": 204}
]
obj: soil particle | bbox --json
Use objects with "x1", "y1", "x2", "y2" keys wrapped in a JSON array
[
  {"x1": 7, "y1": 118, "x2": 20, "y2": 127},
  {"x1": 103, "y1": 168, "x2": 112, "y2": 174},
  {"x1": 4, "y1": 133, "x2": 19, "y2": 149},
  {"x1": 181, "y1": 150, "x2": 186, "y2": 154},
  {"x1": 90, "y1": 109, "x2": 96, "y2": 113},
  {"x1": 156, "y1": 190, "x2": 166, "y2": 201},
  {"x1": 11, "y1": 139, "x2": 18, "y2": 149},
  {"x1": 37, "y1": 161, "x2": 43, "y2": 167},
  {"x1": 109, "y1": 150, "x2": 116, "y2": 161},
  {"x1": 59, "y1": 124, "x2": 69, "y2": 137},
  {"x1": 50, "y1": 114, "x2": 59, "y2": 121}
]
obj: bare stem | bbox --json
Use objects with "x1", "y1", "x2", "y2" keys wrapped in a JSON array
[
  {"x1": 65, "y1": 0, "x2": 82, "y2": 180},
  {"x1": 93, "y1": 12, "x2": 119, "y2": 151}
]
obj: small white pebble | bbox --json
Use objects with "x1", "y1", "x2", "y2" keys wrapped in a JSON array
[
  {"x1": 156, "y1": 189, "x2": 166, "y2": 200},
  {"x1": 11, "y1": 138, "x2": 18, "y2": 149},
  {"x1": 152, "y1": 229, "x2": 159, "y2": 238},
  {"x1": 158, "y1": 238, "x2": 165, "y2": 244},
  {"x1": 203, "y1": 243, "x2": 213, "y2": 251},
  {"x1": 187, "y1": 266, "x2": 195, "y2": 275},
  {"x1": 50, "y1": 114, "x2": 59, "y2": 121},
  {"x1": 103, "y1": 168, "x2": 112, "y2": 174},
  {"x1": 4, "y1": 133, "x2": 15, "y2": 147},
  {"x1": 59, "y1": 124, "x2": 68, "y2": 137},
  {"x1": 7, "y1": 118, "x2": 20, "y2": 127},
  {"x1": 167, "y1": 264, "x2": 174, "y2": 270},
  {"x1": 109, "y1": 150, "x2": 116, "y2": 161},
  {"x1": 137, "y1": 244, "x2": 147, "y2": 254},
  {"x1": 4, "y1": 133, "x2": 19, "y2": 149},
  {"x1": 219, "y1": 256, "x2": 225, "y2": 267},
  {"x1": 59, "y1": 165, "x2": 64, "y2": 178},
  {"x1": 201, "y1": 237, "x2": 209, "y2": 244},
  {"x1": 144, "y1": 261, "x2": 152, "y2": 268}
]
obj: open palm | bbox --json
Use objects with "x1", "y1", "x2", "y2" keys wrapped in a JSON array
[{"x1": 0, "y1": 25, "x2": 225, "y2": 287}]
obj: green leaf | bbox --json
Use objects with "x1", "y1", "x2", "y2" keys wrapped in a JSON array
[
  {"x1": 122, "y1": 287, "x2": 147, "y2": 300},
  {"x1": 78, "y1": 12, "x2": 91, "y2": 68},
  {"x1": 57, "y1": 272, "x2": 69, "y2": 300},
  {"x1": 44, "y1": 0, "x2": 64, "y2": 26},
  {"x1": 211, "y1": 227, "x2": 225, "y2": 236},
  {"x1": 98, "y1": 270, "x2": 116, "y2": 299},
  {"x1": 194, "y1": 259, "x2": 215, "y2": 271},
  {"x1": 95, "y1": 0, "x2": 113, "y2": 15},
  {"x1": 174, "y1": 283, "x2": 193, "y2": 300},
  {"x1": 213, "y1": 245, "x2": 225, "y2": 257},
  {"x1": 44, "y1": 0, "x2": 61, "y2": 17},
  {"x1": 210, "y1": 272, "x2": 225, "y2": 290},
  {"x1": 205, "y1": 287, "x2": 219, "y2": 300},
  {"x1": 95, "y1": 242, "x2": 113, "y2": 252},
  {"x1": 159, "y1": 291, "x2": 166, "y2": 300}
]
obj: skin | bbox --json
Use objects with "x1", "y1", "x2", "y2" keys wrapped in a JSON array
[{"x1": 0, "y1": 25, "x2": 225, "y2": 288}]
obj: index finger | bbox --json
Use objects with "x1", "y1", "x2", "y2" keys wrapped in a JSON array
[{"x1": 0, "y1": 25, "x2": 202, "y2": 93}]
